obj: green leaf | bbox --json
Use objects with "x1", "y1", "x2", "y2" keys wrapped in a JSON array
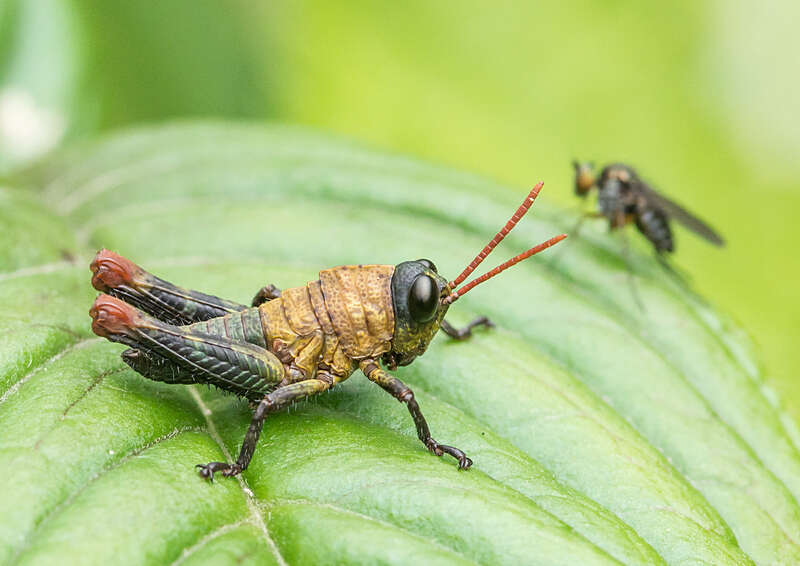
[{"x1": 2, "y1": 122, "x2": 799, "y2": 565}]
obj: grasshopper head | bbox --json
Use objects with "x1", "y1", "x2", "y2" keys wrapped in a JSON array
[
  {"x1": 384, "y1": 259, "x2": 452, "y2": 369},
  {"x1": 384, "y1": 183, "x2": 567, "y2": 369}
]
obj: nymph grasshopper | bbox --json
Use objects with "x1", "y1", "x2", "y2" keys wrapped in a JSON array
[{"x1": 89, "y1": 183, "x2": 565, "y2": 480}]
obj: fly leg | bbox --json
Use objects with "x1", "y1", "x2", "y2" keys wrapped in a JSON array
[
  {"x1": 551, "y1": 209, "x2": 604, "y2": 268},
  {"x1": 196, "y1": 378, "x2": 332, "y2": 481},
  {"x1": 89, "y1": 294, "x2": 285, "y2": 401},
  {"x1": 91, "y1": 249, "x2": 247, "y2": 324},
  {"x1": 654, "y1": 252, "x2": 711, "y2": 307},
  {"x1": 571, "y1": 209, "x2": 605, "y2": 240},
  {"x1": 617, "y1": 231, "x2": 646, "y2": 311},
  {"x1": 360, "y1": 360, "x2": 472, "y2": 470},
  {"x1": 656, "y1": 252, "x2": 692, "y2": 287},
  {"x1": 440, "y1": 317, "x2": 494, "y2": 340}
]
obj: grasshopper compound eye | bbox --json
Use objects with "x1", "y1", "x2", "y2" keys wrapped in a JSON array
[
  {"x1": 444, "y1": 182, "x2": 567, "y2": 304},
  {"x1": 409, "y1": 274, "x2": 438, "y2": 323}
]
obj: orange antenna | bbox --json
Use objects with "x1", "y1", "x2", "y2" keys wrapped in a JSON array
[
  {"x1": 444, "y1": 234, "x2": 567, "y2": 304},
  {"x1": 449, "y1": 182, "x2": 544, "y2": 288}
]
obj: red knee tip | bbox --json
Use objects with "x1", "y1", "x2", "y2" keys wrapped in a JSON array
[
  {"x1": 89, "y1": 294, "x2": 140, "y2": 338},
  {"x1": 90, "y1": 249, "x2": 141, "y2": 292}
]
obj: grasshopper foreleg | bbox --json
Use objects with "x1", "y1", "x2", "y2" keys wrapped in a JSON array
[
  {"x1": 360, "y1": 361, "x2": 472, "y2": 470},
  {"x1": 440, "y1": 317, "x2": 494, "y2": 340},
  {"x1": 196, "y1": 378, "x2": 332, "y2": 481}
]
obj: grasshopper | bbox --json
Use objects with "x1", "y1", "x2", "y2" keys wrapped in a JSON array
[{"x1": 89, "y1": 183, "x2": 565, "y2": 480}]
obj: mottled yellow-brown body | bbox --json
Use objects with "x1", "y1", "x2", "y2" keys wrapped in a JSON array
[{"x1": 258, "y1": 265, "x2": 396, "y2": 384}]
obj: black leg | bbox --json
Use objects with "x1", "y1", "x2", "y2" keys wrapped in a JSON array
[
  {"x1": 251, "y1": 284, "x2": 282, "y2": 307},
  {"x1": 360, "y1": 360, "x2": 471, "y2": 470},
  {"x1": 91, "y1": 249, "x2": 247, "y2": 324},
  {"x1": 196, "y1": 378, "x2": 332, "y2": 481},
  {"x1": 92, "y1": 249, "x2": 284, "y2": 322},
  {"x1": 440, "y1": 317, "x2": 494, "y2": 340},
  {"x1": 121, "y1": 348, "x2": 197, "y2": 385},
  {"x1": 90, "y1": 294, "x2": 285, "y2": 401}
]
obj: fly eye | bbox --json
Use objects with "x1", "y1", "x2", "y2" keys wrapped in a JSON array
[
  {"x1": 408, "y1": 274, "x2": 438, "y2": 323},
  {"x1": 416, "y1": 259, "x2": 437, "y2": 273}
]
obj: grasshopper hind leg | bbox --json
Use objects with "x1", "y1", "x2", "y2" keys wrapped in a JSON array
[
  {"x1": 90, "y1": 294, "x2": 327, "y2": 481},
  {"x1": 91, "y1": 249, "x2": 247, "y2": 324},
  {"x1": 91, "y1": 249, "x2": 285, "y2": 325},
  {"x1": 121, "y1": 348, "x2": 198, "y2": 386},
  {"x1": 90, "y1": 294, "x2": 285, "y2": 402}
]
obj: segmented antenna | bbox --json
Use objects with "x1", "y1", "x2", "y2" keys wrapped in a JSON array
[
  {"x1": 449, "y1": 182, "x2": 544, "y2": 288},
  {"x1": 444, "y1": 234, "x2": 567, "y2": 304}
]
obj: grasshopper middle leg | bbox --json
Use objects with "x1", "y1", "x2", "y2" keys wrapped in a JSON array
[{"x1": 197, "y1": 378, "x2": 332, "y2": 481}]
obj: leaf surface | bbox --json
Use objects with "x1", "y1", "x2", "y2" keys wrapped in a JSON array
[{"x1": 1, "y1": 123, "x2": 799, "y2": 565}]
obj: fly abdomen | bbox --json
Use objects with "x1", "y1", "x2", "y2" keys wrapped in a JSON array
[
  {"x1": 636, "y1": 207, "x2": 674, "y2": 252},
  {"x1": 194, "y1": 307, "x2": 267, "y2": 348}
]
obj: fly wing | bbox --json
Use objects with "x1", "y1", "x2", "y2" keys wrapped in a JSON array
[{"x1": 637, "y1": 182, "x2": 725, "y2": 246}]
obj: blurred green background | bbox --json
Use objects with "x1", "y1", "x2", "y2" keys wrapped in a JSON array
[{"x1": 1, "y1": 0, "x2": 798, "y2": 417}]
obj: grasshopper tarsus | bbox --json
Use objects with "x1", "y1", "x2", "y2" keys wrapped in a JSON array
[
  {"x1": 196, "y1": 461, "x2": 238, "y2": 482},
  {"x1": 426, "y1": 439, "x2": 473, "y2": 470}
]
